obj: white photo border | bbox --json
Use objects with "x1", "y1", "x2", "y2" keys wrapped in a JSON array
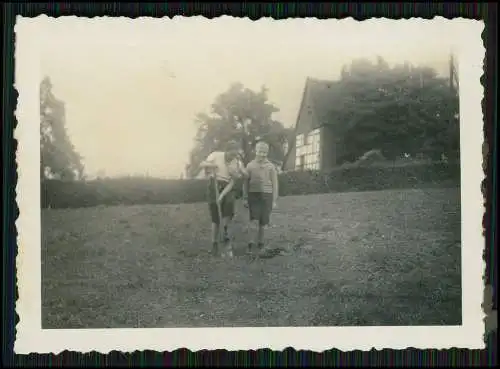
[{"x1": 14, "y1": 15, "x2": 487, "y2": 354}]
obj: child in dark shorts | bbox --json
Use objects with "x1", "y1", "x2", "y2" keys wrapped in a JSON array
[
  {"x1": 242, "y1": 141, "x2": 279, "y2": 255},
  {"x1": 206, "y1": 177, "x2": 236, "y2": 239},
  {"x1": 247, "y1": 192, "x2": 274, "y2": 228},
  {"x1": 199, "y1": 142, "x2": 244, "y2": 256}
]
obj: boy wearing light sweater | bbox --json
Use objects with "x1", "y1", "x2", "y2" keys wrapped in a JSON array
[{"x1": 242, "y1": 141, "x2": 279, "y2": 255}]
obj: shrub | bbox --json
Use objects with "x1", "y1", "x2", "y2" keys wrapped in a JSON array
[
  {"x1": 41, "y1": 162, "x2": 460, "y2": 209},
  {"x1": 278, "y1": 162, "x2": 460, "y2": 196},
  {"x1": 42, "y1": 177, "x2": 209, "y2": 209}
]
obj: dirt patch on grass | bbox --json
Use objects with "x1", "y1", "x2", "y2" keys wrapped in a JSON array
[{"x1": 41, "y1": 188, "x2": 461, "y2": 328}]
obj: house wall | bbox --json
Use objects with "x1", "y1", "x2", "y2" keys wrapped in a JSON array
[
  {"x1": 320, "y1": 125, "x2": 338, "y2": 170},
  {"x1": 286, "y1": 88, "x2": 318, "y2": 171},
  {"x1": 285, "y1": 78, "x2": 343, "y2": 172},
  {"x1": 298, "y1": 128, "x2": 321, "y2": 170},
  {"x1": 283, "y1": 145, "x2": 296, "y2": 171}
]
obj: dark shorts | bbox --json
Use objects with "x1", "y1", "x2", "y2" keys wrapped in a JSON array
[
  {"x1": 207, "y1": 179, "x2": 235, "y2": 225},
  {"x1": 248, "y1": 192, "x2": 273, "y2": 226}
]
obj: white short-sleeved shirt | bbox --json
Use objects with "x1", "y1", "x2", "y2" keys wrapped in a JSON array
[{"x1": 205, "y1": 151, "x2": 242, "y2": 182}]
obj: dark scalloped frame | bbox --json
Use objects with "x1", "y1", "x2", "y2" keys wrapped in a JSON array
[{"x1": 2, "y1": 2, "x2": 497, "y2": 367}]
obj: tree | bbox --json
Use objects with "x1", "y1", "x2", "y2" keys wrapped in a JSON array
[
  {"x1": 187, "y1": 83, "x2": 290, "y2": 177},
  {"x1": 326, "y1": 57, "x2": 460, "y2": 163},
  {"x1": 40, "y1": 77, "x2": 84, "y2": 181}
]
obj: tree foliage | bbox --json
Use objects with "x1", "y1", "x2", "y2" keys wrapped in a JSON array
[
  {"x1": 40, "y1": 77, "x2": 84, "y2": 181},
  {"x1": 186, "y1": 83, "x2": 292, "y2": 178},
  {"x1": 327, "y1": 57, "x2": 460, "y2": 164}
]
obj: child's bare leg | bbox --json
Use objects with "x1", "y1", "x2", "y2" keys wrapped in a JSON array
[
  {"x1": 246, "y1": 220, "x2": 256, "y2": 251},
  {"x1": 251, "y1": 220, "x2": 261, "y2": 246},
  {"x1": 223, "y1": 216, "x2": 232, "y2": 247},
  {"x1": 222, "y1": 216, "x2": 234, "y2": 256},
  {"x1": 257, "y1": 196, "x2": 272, "y2": 253},
  {"x1": 222, "y1": 216, "x2": 231, "y2": 241},
  {"x1": 257, "y1": 224, "x2": 265, "y2": 246}
]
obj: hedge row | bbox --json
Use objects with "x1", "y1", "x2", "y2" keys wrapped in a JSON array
[
  {"x1": 278, "y1": 162, "x2": 460, "y2": 196},
  {"x1": 41, "y1": 162, "x2": 460, "y2": 209}
]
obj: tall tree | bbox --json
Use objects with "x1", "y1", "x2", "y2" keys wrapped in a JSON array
[
  {"x1": 326, "y1": 57, "x2": 459, "y2": 163},
  {"x1": 187, "y1": 83, "x2": 290, "y2": 177},
  {"x1": 40, "y1": 77, "x2": 84, "y2": 181}
]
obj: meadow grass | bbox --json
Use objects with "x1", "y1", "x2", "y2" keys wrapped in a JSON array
[{"x1": 41, "y1": 187, "x2": 461, "y2": 328}]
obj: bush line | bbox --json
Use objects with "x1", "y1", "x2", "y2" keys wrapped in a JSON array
[{"x1": 41, "y1": 162, "x2": 460, "y2": 209}]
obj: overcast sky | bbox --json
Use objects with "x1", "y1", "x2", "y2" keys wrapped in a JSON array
[{"x1": 39, "y1": 16, "x2": 459, "y2": 179}]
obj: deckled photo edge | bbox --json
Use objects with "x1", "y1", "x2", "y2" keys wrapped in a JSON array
[{"x1": 13, "y1": 15, "x2": 487, "y2": 355}]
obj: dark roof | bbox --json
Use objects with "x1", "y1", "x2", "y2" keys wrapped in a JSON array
[{"x1": 305, "y1": 78, "x2": 343, "y2": 128}]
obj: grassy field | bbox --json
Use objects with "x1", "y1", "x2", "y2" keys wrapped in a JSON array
[{"x1": 41, "y1": 187, "x2": 462, "y2": 328}]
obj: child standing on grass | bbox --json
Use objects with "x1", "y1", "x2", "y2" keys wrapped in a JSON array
[
  {"x1": 242, "y1": 141, "x2": 279, "y2": 256},
  {"x1": 199, "y1": 141, "x2": 245, "y2": 257}
]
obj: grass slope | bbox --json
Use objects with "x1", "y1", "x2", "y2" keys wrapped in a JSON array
[{"x1": 42, "y1": 187, "x2": 461, "y2": 328}]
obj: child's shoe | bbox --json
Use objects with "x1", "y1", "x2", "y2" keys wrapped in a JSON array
[{"x1": 223, "y1": 238, "x2": 234, "y2": 258}]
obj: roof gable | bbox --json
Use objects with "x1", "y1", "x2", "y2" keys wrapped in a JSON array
[
  {"x1": 306, "y1": 78, "x2": 342, "y2": 127},
  {"x1": 293, "y1": 78, "x2": 342, "y2": 133},
  {"x1": 282, "y1": 77, "x2": 341, "y2": 166}
]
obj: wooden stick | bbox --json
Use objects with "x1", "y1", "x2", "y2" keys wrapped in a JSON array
[{"x1": 212, "y1": 176, "x2": 224, "y2": 243}]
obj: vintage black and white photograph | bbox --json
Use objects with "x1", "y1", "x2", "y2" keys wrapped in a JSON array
[{"x1": 15, "y1": 16, "x2": 485, "y2": 353}]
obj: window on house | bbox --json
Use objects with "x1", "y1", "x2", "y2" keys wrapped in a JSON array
[
  {"x1": 295, "y1": 129, "x2": 321, "y2": 171},
  {"x1": 295, "y1": 155, "x2": 305, "y2": 170},
  {"x1": 295, "y1": 145, "x2": 301, "y2": 157},
  {"x1": 296, "y1": 134, "x2": 304, "y2": 148}
]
